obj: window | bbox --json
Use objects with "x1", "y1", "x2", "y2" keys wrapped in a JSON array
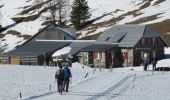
[
  {"x1": 146, "y1": 38, "x2": 148, "y2": 45},
  {"x1": 148, "y1": 38, "x2": 152, "y2": 45},
  {"x1": 142, "y1": 38, "x2": 145, "y2": 45},
  {"x1": 153, "y1": 37, "x2": 160, "y2": 45},
  {"x1": 156, "y1": 38, "x2": 159, "y2": 44},
  {"x1": 152, "y1": 51, "x2": 156, "y2": 58},
  {"x1": 141, "y1": 52, "x2": 149, "y2": 59}
]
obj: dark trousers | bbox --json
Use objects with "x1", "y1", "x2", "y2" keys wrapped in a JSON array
[
  {"x1": 63, "y1": 77, "x2": 70, "y2": 92},
  {"x1": 153, "y1": 64, "x2": 156, "y2": 70},
  {"x1": 144, "y1": 64, "x2": 148, "y2": 71},
  {"x1": 57, "y1": 80, "x2": 63, "y2": 93}
]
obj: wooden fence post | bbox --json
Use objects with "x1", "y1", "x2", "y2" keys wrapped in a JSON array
[{"x1": 19, "y1": 92, "x2": 22, "y2": 98}]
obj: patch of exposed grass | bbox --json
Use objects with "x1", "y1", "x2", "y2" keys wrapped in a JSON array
[
  {"x1": 113, "y1": 9, "x2": 124, "y2": 13},
  {"x1": 26, "y1": 0, "x2": 32, "y2": 3},
  {"x1": 12, "y1": 14, "x2": 38, "y2": 22},
  {"x1": 89, "y1": 16, "x2": 124, "y2": 31},
  {"x1": 139, "y1": 0, "x2": 153, "y2": 10},
  {"x1": 149, "y1": 19, "x2": 170, "y2": 34},
  {"x1": 125, "y1": 10, "x2": 143, "y2": 17},
  {"x1": 0, "y1": 33, "x2": 5, "y2": 38},
  {"x1": 1, "y1": 39, "x2": 6, "y2": 41},
  {"x1": 153, "y1": 0, "x2": 166, "y2": 6},
  {"x1": 161, "y1": 34, "x2": 170, "y2": 46},
  {"x1": 5, "y1": 30, "x2": 31, "y2": 40},
  {"x1": 18, "y1": 4, "x2": 42, "y2": 15},
  {"x1": 41, "y1": 20, "x2": 52, "y2": 25},
  {"x1": 79, "y1": 0, "x2": 170, "y2": 44},
  {"x1": 13, "y1": 3, "x2": 59, "y2": 22},
  {"x1": 18, "y1": 0, "x2": 52, "y2": 15},
  {"x1": 149, "y1": 19, "x2": 170, "y2": 46},
  {"x1": 22, "y1": 34, "x2": 32, "y2": 39},
  {"x1": 86, "y1": 0, "x2": 153, "y2": 32},
  {"x1": 28, "y1": 10, "x2": 37, "y2": 15},
  {"x1": 128, "y1": 13, "x2": 163, "y2": 24},
  {"x1": 17, "y1": 5, "x2": 32, "y2": 9},
  {"x1": 85, "y1": 30, "x2": 97, "y2": 35},
  {"x1": 16, "y1": 41, "x2": 22, "y2": 44},
  {"x1": 0, "y1": 30, "x2": 23, "y2": 39},
  {"x1": 6, "y1": 30, "x2": 22, "y2": 37}
]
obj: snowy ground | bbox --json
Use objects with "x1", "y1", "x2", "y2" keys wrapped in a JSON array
[{"x1": 0, "y1": 62, "x2": 170, "y2": 100}]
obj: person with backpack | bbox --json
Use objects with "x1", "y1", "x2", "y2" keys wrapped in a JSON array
[
  {"x1": 55, "y1": 66, "x2": 64, "y2": 94},
  {"x1": 63, "y1": 64, "x2": 72, "y2": 92}
]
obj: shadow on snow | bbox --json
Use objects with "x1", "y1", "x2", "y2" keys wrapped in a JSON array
[{"x1": 21, "y1": 91, "x2": 57, "y2": 100}]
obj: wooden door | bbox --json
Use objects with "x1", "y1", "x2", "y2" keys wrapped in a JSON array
[{"x1": 10, "y1": 57, "x2": 20, "y2": 64}]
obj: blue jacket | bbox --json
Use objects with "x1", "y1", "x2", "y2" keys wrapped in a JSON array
[
  {"x1": 144, "y1": 59, "x2": 149, "y2": 65},
  {"x1": 63, "y1": 66, "x2": 72, "y2": 78}
]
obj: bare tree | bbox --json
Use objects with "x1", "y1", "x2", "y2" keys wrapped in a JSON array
[
  {"x1": 33, "y1": 0, "x2": 70, "y2": 26},
  {"x1": 34, "y1": 0, "x2": 43, "y2": 13},
  {"x1": 48, "y1": 0, "x2": 71, "y2": 26}
]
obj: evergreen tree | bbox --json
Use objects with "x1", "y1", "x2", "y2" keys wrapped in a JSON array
[{"x1": 70, "y1": 0, "x2": 91, "y2": 29}]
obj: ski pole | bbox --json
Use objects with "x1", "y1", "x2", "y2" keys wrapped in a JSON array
[
  {"x1": 52, "y1": 79, "x2": 57, "y2": 92},
  {"x1": 70, "y1": 77, "x2": 72, "y2": 84}
]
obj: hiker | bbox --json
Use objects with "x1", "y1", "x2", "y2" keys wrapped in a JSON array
[
  {"x1": 63, "y1": 63, "x2": 72, "y2": 92},
  {"x1": 55, "y1": 66, "x2": 64, "y2": 94},
  {"x1": 143, "y1": 59, "x2": 148, "y2": 71},
  {"x1": 152, "y1": 59, "x2": 157, "y2": 71}
]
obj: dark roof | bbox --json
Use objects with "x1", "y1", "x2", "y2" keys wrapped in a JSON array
[
  {"x1": 4, "y1": 41, "x2": 71, "y2": 56},
  {"x1": 49, "y1": 41, "x2": 117, "y2": 57},
  {"x1": 81, "y1": 43, "x2": 116, "y2": 52},
  {"x1": 69, "y1": 41, "x2": 94, "y2": 55},
  {"x1": 21, "y1": 24, "x2": 76, "y2": 46},
  {"x1": 143, "y1": 26, "x2": 159, "y2": 37},
  {"x1": 57, "y1": 27, "x2": 76, "y2": 40},
  {"x1": 97, "y1": 25, "x2": 162, "y2": 48},
  {"x1": 21, "y1": 24, "x2": 50, "y2": 46}
]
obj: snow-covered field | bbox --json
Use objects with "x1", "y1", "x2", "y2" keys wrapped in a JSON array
[{"x1": 0, "y1": 62, "x2": 170, "y2": 100}]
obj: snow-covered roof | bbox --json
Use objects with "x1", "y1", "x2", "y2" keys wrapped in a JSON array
[{"x1": 52, "y1": 46, "x2": 72, "y2": 58}]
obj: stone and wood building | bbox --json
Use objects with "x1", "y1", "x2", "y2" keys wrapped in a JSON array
[
  {"x1": 0, "y1": 24, "x2": 75, "y2": 65},
  {"x1": 94, "y1": 25, "x2": 167, "y2": 67}
]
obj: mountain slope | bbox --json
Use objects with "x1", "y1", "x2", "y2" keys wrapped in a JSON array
[
  {"x1": 79, "y1": 0, "x2": 170, "y2": 37},
  {"x1": 0, "y1": 0, "x2": 170, "y2": 52}
]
